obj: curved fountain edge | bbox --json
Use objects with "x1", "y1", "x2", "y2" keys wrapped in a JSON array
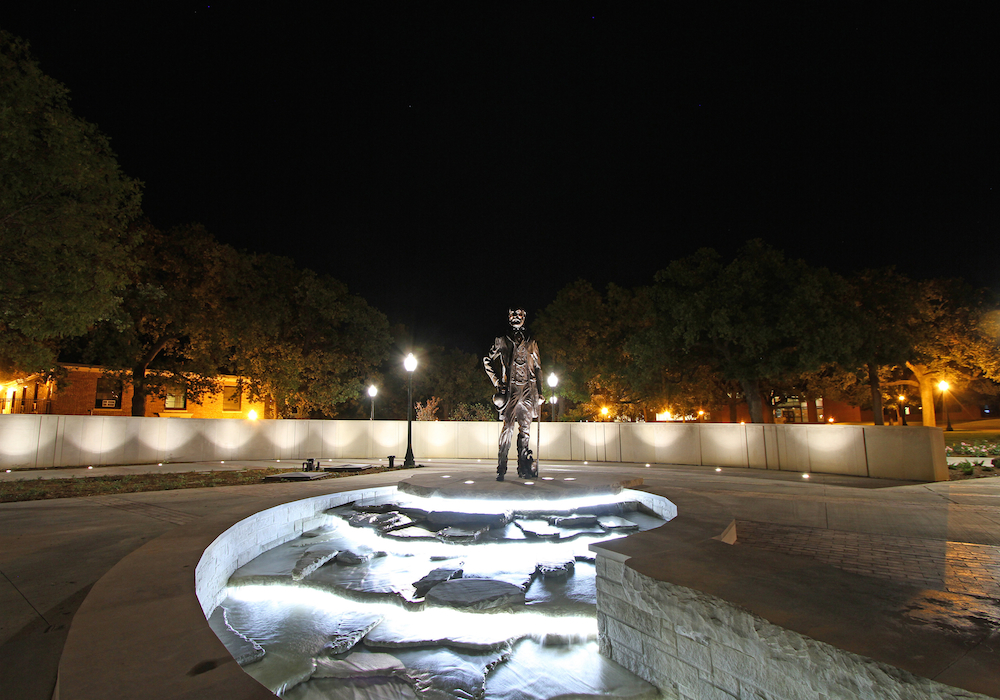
[{"x1": 194, "y1": 485, "x2": 398, "y2": 617}]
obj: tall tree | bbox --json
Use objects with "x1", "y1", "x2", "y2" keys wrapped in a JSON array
[
  {"x1": 73, "y1": 224, "x2": 236, "y2": 415},
  {"x1": 891, "y1": 279, "x2": 1000, "y2": 427},
  {"x1": 0, "y1": 31, "x2": 143, "y2": 373},
  {"x1": 534, "y1": 280, "x2": 649, "y2": 420},
  {"x1": 845, "y1": 269, "x2": 918, "y2": 425},
  {"x1": 638, "y1": 241, "x2": 859, "y2": 423},
  {"x1": 229, "y1": 253, "x2": 391, "y2": 417}
]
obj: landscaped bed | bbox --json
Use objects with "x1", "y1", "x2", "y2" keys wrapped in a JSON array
[{"x1": 0, "y1": 465, "x2": 408, "y2": 504}]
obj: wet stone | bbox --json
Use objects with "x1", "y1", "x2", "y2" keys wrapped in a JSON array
[
  {"x1": 484, "y1": 523, "x2": 529, "y2": 541},
  {"x1": 324, "y1": 614, "x2": 385, "y2": 655},
  {"x1": 535, "y1": 560, "x2": 575, "y2": 579},
  {"x1": 284, "y1": 675, "x2": 420, "y2": 700},
  {"x1": 426, "y1": 510, "x2": 513, "y2": 529},
  {"x1": 513, "y1": 520, "x2": 562, "y2": 539},
  {"x1": 525, "y1": 561, "x2": 597, "y2": 614},
  {"x1": 548, "y1": 515, "x2": 599, "y2": 528},
  {"x1": 383, "y1": 526, "x2": 439, "y2": 540},
  {"x1": 336, "y1": 550, "x2": 369, "y2": 566},
  {"x1": 352, "y1": 502, "x2": 400, "y2": 514},
  {"x1": 362, "y1": 614, "x2": 521, "y2": 652},
  {"x1": 425, "y1": 578, "x2": 525, "y2": 610},
  {"x1": 242, "y1": 651, "x2": 316, "y2": 696},
  {"x1": 207, "y1": 606, "x2": 265, "y2": 666},
  {"x1": 348, "y1": 512, "x2": 415, "y2": 533},
  {"x1": 388, "y1": 646, "x2": 512, "y2": 699},
  {"x1": 412, "y1": 567, "x2": 463, "y2": 597},
  {"x1": 436, "y1": 526, "x2": 489, "y2": 543},
  {"x1": 313, "y1": 652, "x2": 407, "y2": 678},
  {"x1": 293, "y1": 546, "x2": 340, "y2": 580},
  {"x1": 302, "y1": 525, "x2": 336, "y2": 538},
  {"x1": 597, "y1": 516, "x2": 639, "y2": 531}
]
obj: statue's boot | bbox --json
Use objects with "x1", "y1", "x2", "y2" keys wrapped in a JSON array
[{"x1": 517, "y1": 449, "x2": 534, "y2": 479}]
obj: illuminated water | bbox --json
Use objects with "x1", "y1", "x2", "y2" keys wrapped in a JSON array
[{"x1": 210, "y1": 490, "x2": 665, "y2": 699}]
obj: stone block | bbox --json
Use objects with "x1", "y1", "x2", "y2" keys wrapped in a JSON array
[{"x1": 676, "y1": 632, "x2": 712, "y2": 674}]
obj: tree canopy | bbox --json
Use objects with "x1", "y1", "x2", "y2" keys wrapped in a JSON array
[
  {"x1": 228, "y1": 252, "x2": 392, "y2": 418},
  {"x1": 0, "y1": 31, "x2": 143, "y2": 373},
  {"x1": 636, "y1": 241, "x2": 859, "y2": 423}
]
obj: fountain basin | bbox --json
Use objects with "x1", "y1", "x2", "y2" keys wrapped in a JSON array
[{"x1": 199, "y1": 474, "x2": 675, "y2": 698}]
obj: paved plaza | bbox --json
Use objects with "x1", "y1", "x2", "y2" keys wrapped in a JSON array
[{"x1": 1, "y1": 459, "x2": 999, "y2": 699}]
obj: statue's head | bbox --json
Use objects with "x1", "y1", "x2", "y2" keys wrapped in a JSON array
[{"x1": 508, "y1": 308, "x2": 526, "y2": 330}]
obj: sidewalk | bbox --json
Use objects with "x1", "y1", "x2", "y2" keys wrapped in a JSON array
[{"x1": 2, "y1": 460, "x2": 999, "y2": 699}]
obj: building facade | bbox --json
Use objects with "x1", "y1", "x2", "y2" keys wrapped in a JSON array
[{"x1": 0, "y1": 364, "x2": 266, "y2": 420}]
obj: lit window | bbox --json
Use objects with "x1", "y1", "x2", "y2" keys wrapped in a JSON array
[
  {"x1": 95, "y1": 377, "x2": 123, "y2": 409},
  {"x1": 165, "y1": 383, "x2": 187, "y2": 410},
  {"x1": 223, "y1": 386, "x2": 241, "y2": 411}
]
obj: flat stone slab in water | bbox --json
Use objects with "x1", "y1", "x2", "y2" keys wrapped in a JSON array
[
  {"x1": 424, "y1": 578, "x2": 525, "y2": 610},
  {"x1": 597, "y1": 516, "x2": 640, "y2": 530},
  {"x1": 412, "y1": 567, "x2": 463, "y2": 597}
]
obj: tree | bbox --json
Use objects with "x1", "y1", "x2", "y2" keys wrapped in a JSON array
[
  {"x1": 890, "y1": 279, "x2": 1000, "y2": 427},
  {"x1": 0, "y1": 32, "x2": 143, "y2": 373},
  {"x1": 844, "y1": 269, "x2": 918, "y2": 425},
  {"x1": 72, "y1": 224, "x2": 237, "y2": 415},
  {"x1": 229, "y1": 253, "x2": 391, "y2": 417},
  {"x1": 534, "y1": 280, "x2": 650, "y2": 420},
  {"x1": 638, "y1": 241, "x2": 859, "y2": 423}
]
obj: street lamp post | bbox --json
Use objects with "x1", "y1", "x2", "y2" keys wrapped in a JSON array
[
  {"x1": 404, "y1": 354, "x2": 417, "y2": 466},
  {"x1": 547, "y1": 373, "x2": 558, "y2": 421},
  {"x1": 898, "y1": 395, "x2": 907, "y2": 426},
  {"x1": 368, "y1": 385, "x2": 377, "y2": 420},
  {"x1": 938, "y1": 381, "x2": 953, "y2": 431}
]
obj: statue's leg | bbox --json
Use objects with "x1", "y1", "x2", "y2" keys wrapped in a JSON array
[
  {"x1": 515, "y1": 405, "x2": 533, "y2": 477},
  {"x1": 497, "y1": 413, "x2": 515, "y2": 480}
]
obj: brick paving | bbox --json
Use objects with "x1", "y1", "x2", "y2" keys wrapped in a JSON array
[{"x1": 735, "y1": 519, "x2": 1000, "y2": 599}]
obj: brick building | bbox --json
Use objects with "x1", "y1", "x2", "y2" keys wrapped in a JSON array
[{"x1": 0, "y1": 364, "x2": 266, "y2": 419}]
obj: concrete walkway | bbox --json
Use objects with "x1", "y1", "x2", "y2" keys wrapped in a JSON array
[{"x1": 2, "y1": 460, "x2": 999, "y2": 699}]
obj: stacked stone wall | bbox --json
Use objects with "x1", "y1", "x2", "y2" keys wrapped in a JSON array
[{"x1": 594, "y1": 553, "x2": 989, "y2": 700}]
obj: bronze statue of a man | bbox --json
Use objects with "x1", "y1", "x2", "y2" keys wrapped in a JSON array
[{"x1": 483, "y1": 307, "x2": 544, "y2": 481}]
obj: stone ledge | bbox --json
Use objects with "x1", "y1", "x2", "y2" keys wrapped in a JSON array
[{"x1": 590, "y1": 504, "x2": 1000, "y2": 700}]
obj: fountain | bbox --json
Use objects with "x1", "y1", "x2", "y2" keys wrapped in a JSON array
[{"x1": 204, "y1": 470, "x2": 674, "y2": 699}]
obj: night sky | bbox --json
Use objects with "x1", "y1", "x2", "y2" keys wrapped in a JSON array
[{"x1": 4, "y1": 5, "x2": 996, "y2": 352}]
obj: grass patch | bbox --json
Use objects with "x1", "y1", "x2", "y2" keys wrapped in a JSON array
[{"x1": 0, "y1": 465, "x2": 408, "y2": 504}]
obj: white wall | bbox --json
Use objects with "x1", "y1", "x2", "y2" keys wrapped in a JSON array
[{"x1": 0, "y1": 415, "x2": 947, "y2": 481}]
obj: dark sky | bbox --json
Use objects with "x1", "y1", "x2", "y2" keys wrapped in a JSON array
[{"x1": 4, "y1": 4, "x2": 996, "y2": 352}]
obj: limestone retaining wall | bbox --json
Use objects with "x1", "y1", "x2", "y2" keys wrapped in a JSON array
[
  {"x1": 590, "y1": 547, "x2": 986, "y2": 700},
  {"x1": 0, "y1": 414, "x2": 947, "y2": 481}
]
